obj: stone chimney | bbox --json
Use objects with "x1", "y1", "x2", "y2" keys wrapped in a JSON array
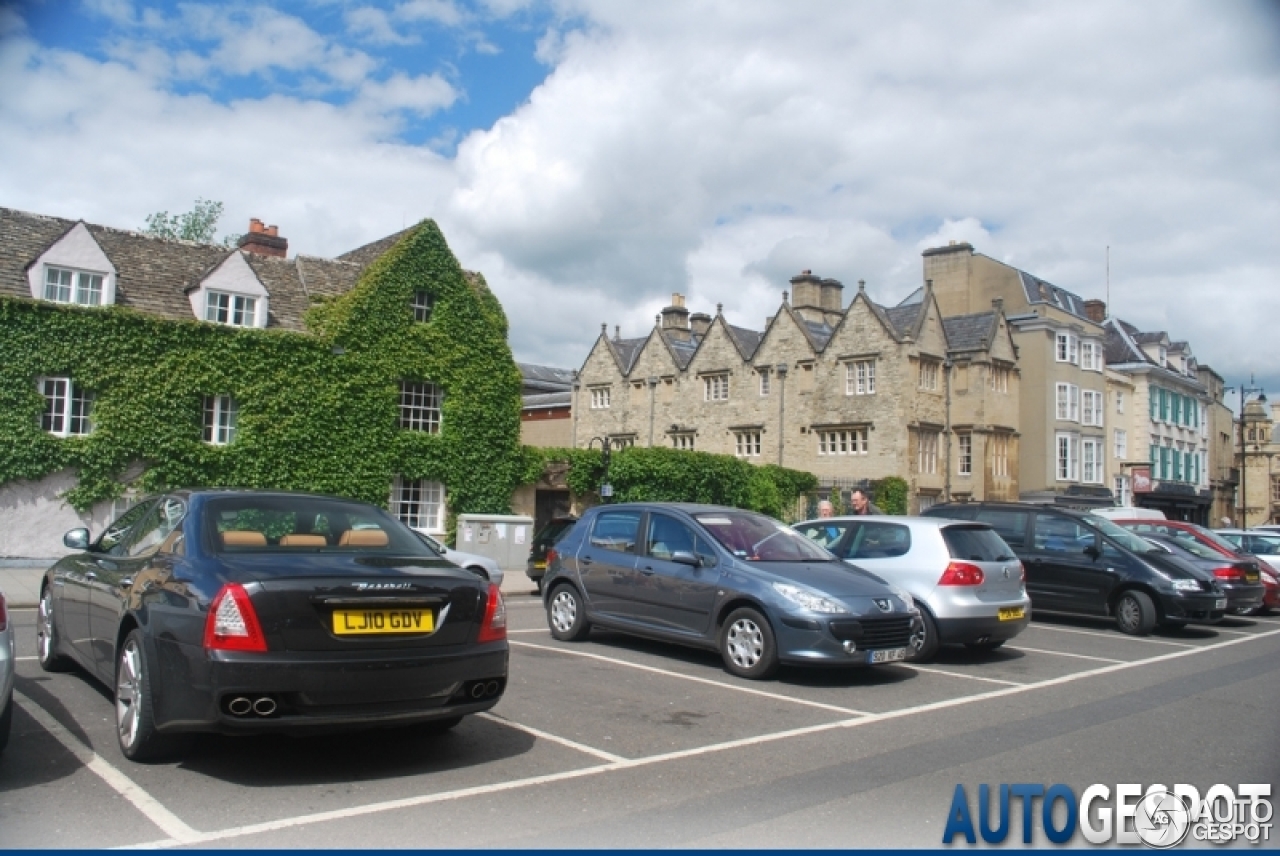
[
  {"x1": 238, "y1": 218, "x2": 288, "y2": 258},
  {"x1": 1083, "y1": 299, "x2": 1107, "y2": 323},
  {"x1": 661, "y1": 293, "x2": 692, "y2": 342},
  {"x1": 689, "y1": 311, "x2": 712, "y2": 337},
  {"x1": 790, "y1": 270, "x2": 843, "y2": 324}
]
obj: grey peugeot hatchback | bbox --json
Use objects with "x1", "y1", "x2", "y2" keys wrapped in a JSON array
[{"x1": 541, "y1": 503, "x2": 921, "y2": 680}]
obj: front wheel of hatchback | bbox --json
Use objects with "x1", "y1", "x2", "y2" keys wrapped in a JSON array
[
  {"x1": 547, "y1": 584, "x2": 591, "y2": 641},
  {"x1": 1115, "y1": 590, "x2": 1157, "y2": 636},
  {"x1": 37, "y1": 588, "x2": 73, "y2": 673},
  {"x1": 116, "y1": 630, "x2": 175, "y2": 762},
  {"x1": 719, "y1": 607, "x2": 779, "y2": 680},
  {"x1": 907, "y1": 608, "x2": 940, "y2": 663}
]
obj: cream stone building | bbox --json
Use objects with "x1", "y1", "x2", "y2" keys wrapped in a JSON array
[
  {"x1": 1238, "y1": 395, "x2": 1280, "y2": 527},
  {"x1": 922, "y1": 242, "x2": 1111, "y2": 508},
  {"x1": 572, "y1": 273, "x2": 1020, "y2": 512}
]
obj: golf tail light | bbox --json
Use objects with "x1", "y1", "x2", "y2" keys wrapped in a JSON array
[
  {"x1": 204, "y1": 584, "x2": 268, "y2": 652},
  {"x1": 477, "y1": 584, "x2": 507, "y2": 643},
  {"x1": 939, "y1": 561, "x2": 985, "y2": 586},
  {"x1": 1212, "y1": 566, "x2": 1245, "y2": 581}
]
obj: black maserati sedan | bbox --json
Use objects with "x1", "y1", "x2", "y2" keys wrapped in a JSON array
[{"x1": 38, "y1": 490, "x2": 508, "y2": 762}]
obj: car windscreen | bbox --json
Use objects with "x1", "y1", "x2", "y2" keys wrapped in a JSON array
[
  {"x1": 695, "y1": 511, "x2": 834, "y2": 562},
  {"x1": 942, "y1": 526, "x2": 1017, "y2": 562},
  {"x1": 535, "y1": 518, "x2": 576, "y2": 549},
  {"x1": 1090, "y1": 516, "x2": 1160, "y2": 554},
  {"x1": 1186, "y1": 525, "x2": 1248, "y2": 555},
  {"x1": 206, "y1": 496, "x2": 431, "y2": 554},
  {"x1": 1155, "y1": 535, "x2": 1222, "y2": 561},
  {"x1": 1245, "y1": 534, "x2": 1280, "y2": 555}
]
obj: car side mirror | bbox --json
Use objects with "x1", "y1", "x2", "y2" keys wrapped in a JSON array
[
  {"x1": 64, "y1": 528, "x2": 91, "y2": 551},
  {"x1": 670, "y1": 550, "x2": 701, "y2": 567},
  {"x1": 1084, "y1": 544, "x2": 1101, "y2": 561}
]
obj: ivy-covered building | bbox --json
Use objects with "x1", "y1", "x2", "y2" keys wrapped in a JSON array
[{"x1": 0, "y1": 206, "x2": 523, "y2": 558}]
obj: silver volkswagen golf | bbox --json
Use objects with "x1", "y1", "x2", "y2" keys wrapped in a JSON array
[{"x1": 793, "y1": 516, "x2": 1030, "y2": 661}]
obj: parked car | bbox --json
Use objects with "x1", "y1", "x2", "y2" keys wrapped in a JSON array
[
  {"x1": 1140, "y1": 534, "x2": 1264, "y2": 615},
  {"x1": 1213, "y1": 529, "x2": 1280, "y2": 574},
  {"x1": 38, "y1": 490, "x2": 509, "y2": 762},
  {"x1": 792, "y1": 516, "x2": 1030, "y2": 661},
  {"x1": 0, "y1": 590, "x2": 13, "y2": 756},
  {"x1": 1091, "y1": 507, "x2": 1166, "y2": 521},
  {"x1": 922, "y1": 502, "x2": 1227, "y2": 635},
  {"x1": 542, "y1": 503, "x2": 921, "y2": 679},
  {"x1": 527, "y1": 516, "x2": 577, "y2": 593},
  {"x1": 412, "y1": 528, "x2": 504, "y2": 586},
  {"x1": 1258, "y1": 565, "x2": 1280, "y2": 615},
  {"x1": 1108, "y1": 518, "x2": 1262, "y2": 567}
]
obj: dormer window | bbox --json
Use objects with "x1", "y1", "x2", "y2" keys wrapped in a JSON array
[
  {"x1": 205, "y1": 291, "x2": 257, "y2": 327},
  {"x1": 1157, "y1": 346, "x2": 1167, "y2": 366},
  {"x1": 411, "y1": 291, "x2": 434, "y2": 322},
  {"x1": 44, "y1": 266, "x2": 105, "y2": 305}
]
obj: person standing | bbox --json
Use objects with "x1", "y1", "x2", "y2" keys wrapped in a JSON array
[
  {"x1": 851, "y1": 489, "x2": 882, "y2": 515},
  {"x1": 818, "y1": 500, "x2": 834, "y2": 518}
]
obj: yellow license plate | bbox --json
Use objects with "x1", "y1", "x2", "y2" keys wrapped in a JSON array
[
  {"x1": 998, "y1": 606, "x2": 1026, "y2": 621},
  {"x1": 1247, "y1": 573, "x2": 1259, "y2": 582},
  {"x1": 332, "y1": 609, "x2": 434, "y2": 635},
  {"x1": 533, "y1": 561, "x2": 547, "y2": 570}
]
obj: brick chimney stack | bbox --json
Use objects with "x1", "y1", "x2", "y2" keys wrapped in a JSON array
[
  {"x1": 238, "y1": 218, "x2": 288, "y2": 258},
  {"x1": 1083, "y1": 299, "x2": 1107, "y2": 323}
]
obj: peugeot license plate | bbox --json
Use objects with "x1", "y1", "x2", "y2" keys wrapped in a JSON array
[
  {"x1": 1214, "y1": 598, "x2": 1227, "y2": 610},
  {"x1": 868, "y1": 647, "x2": 907, "y2": 664},
  {"x1": 332, "y1": 608, "x2": 434, "y2": 635}
]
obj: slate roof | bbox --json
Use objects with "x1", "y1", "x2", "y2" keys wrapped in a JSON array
[
  {"x1": 0, "y1": 206, "x2": 392, "y2": 332},
  {"x1": 800, "y1": 318, "x2": 836, "y2": 350},
  {"x1": 1103, "y1": 318, "x2": 1150, "y2": 366},
  {"x1": 725, "y1": 323, "x2": 763, "y2": 360},
  {"x1": 522, "y1": 391, "x2": 572, "y2": 410},
  {"x1": 1018, "y1": 271, "x2": 1090, "y2": 320},
  {"x1": 942, "y1": 312, "x2": 999, "y2": 352},
  {"x1": 518, "y1": 362, "x2": 576, "y2": 394},
  {"x1": 881, "y1": 304, "x2": 922, "y2": 339},
  {"x1": 609, "y1": 337, "x2": 648, "y2": 374},
  {"x1": 657, "y1": 330, "x2": 701, "y2": 370}
]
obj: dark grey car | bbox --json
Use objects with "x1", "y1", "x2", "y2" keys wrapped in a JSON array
[{"x1": 541, "y1": 503, "x2": 921, "y2": 680}]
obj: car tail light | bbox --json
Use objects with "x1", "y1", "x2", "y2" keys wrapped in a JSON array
[
  {"x1": 203, "y1": 584, "x2": 268, "y2": 652},
  {"x1": 1212, "y1": 566, "x2": 1245, "y2": 582},
  {"x1": 546, "y1": 547, "x2": 558, "y2": 565},
  {"x1": 939, "y1": 561, "x2": 985, "y2": 586},
  {"x1": 477, "y1": 584, "x2": 507, "y2": 643},
  {"x1": 0, "y1": 592, "x2": 7, "y2": 632}
]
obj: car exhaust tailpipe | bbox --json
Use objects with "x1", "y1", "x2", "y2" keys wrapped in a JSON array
[
  {"x1": 228, "y1": 696, "x2": 252, "y2": 716},
  {"x1": 485, "y1": 680, "x2": 501, "y2": 697},
  {"x1": 470, "y1": 682, "x2": 487, "y2": 699},
  {"x1": 253, "y1": 696, "x2": 277, "y2": 716}
]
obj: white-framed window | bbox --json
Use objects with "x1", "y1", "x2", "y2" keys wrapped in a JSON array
[
  {"x1": 1116, "y1": 391, "x2": 1125, "y2": 414},
  {"x1": 671, "y1": 433, "x2": 695, "y2": 450},
  {"x1": 918, "y1": 359, "x2": 940, "y2": 391},
  {"x1": 1158, "y1": 345, "x2": 1167, "y2": 367},
  {"x1": 734, "y1": 430, "x2": 761, "y2": 457},
  {"x1": 759, "y1": 370, "x2": 770, "y2": 396},
  {"x1": 390, "y1": 476, "x2": 446, "y2": 533},
  {"x1": 44, "y1": 266, "x2": 104, "y2": 305},
  {"x1": 610, "y1": 434, "x2": 636, "y2": 448},
  {"x1": 958, "y1": 433, "x2": 973, "y2": 476},
  {"x1": 704, "y1": 373, "x2": 730, "y2": 401},
  {"x1": 1082, "y1": 437, "x2": 1103, "y2": 484},
  {"x1": 399, "y1": 381, "x2": 442, "y2": 433},
  {"x1": 1056, "y1": 383, "x2": 1080, "y2": 422},
  {"x1": 1082, "y1": 390, "x2": 1104, "y2": 426},
  {"x1": 1114, "y1": 475, "x2": 1132, "y2": 507},
  {"x1": 917, "y1": 494, "x2": 939, "y2": 513},
  {"x1": 992, "y1": 434, "x2": 1010, "y2": 478},
  {"x1": 990, "y1": 364, "x2": 1010, "y2": 393},
  {"x1": 1056, "y1": 432, "x2": 1079, "y2": 481},
  {"x1": 846, "y1": 360, "x2": 876, "y2": 395},
  {"x1": 917, "y1": 430, "x2": 939, "y2": 474},
  {"x1": 202, "y1": 395, "x2": 238, "y2": 445},
  {"x1": 589, "y1": 385, "x2": 611, "y2": 409},
  {"x1": 1056, "y1": 332, "x2": 1079, "y2": 364},
  {"x1": 1114, "y1": 429, "x2": 1127, "y2": 459},
  {"x1": 411, "y1": 290, "x2": 434, "y2": 322},
  {"x1": 817, "y1": 428, "x2": 869, "y2": 456},
  {"x1": 205, "y1": 290, "x2": 257, "y2": 327},
  {"x1": 1080, "y1": 341, "x2": 1102, "y2": 371},
  {"x1": 38, "y1": 377, "x2": 93, "y2": 437}
]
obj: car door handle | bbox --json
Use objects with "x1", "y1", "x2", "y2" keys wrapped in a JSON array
[
  {"x1": 641, "y1": 566, "x2": 655, "y2": 575},
  {"x1": 85, "y1": 571, "x2": 98, "y2": 581},
  {"x1": 580, "y1": 558, "x2": 594, "y2": 566}
]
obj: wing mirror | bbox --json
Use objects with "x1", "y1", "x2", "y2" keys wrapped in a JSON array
[
  {"x1": 670, "y1": 550, "x2": 701, "y2": 567},
  {"x1": 63, "y1": 528, "x2": 90, "y2": 551}
]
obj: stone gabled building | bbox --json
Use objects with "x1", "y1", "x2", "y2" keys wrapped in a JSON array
[{"x1": 572, "y1": 271, "x2": 1020, "y2": 512}]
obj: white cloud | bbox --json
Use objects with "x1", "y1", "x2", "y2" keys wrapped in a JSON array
[
  {"x1": 358, "y1": 71, "x2": 459, "y2": 116},
  {"x1": 396, "y1": 0, "x2": 466, "y2": 27},
  {"x1": 346, "y1": 7, "x2": 420, "y2": 46}
]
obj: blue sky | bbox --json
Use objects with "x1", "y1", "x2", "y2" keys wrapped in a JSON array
[{"x1": 1, "y1": 0, "x2": 1277, "y2": 399}]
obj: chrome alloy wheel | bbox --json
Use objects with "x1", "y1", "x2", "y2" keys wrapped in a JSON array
[
  {"x1": 116, "y1": 637, "x2": 144, "y2": 751},
  {"x1": 37, "y1": 590, "x2": 55, "y2": 662},
  {"x1": 550, "y1": 590, "x2": 578, "y2": 634},
  {"x1": 724, "y1": 616, "x2": 765, "y2": 669},
  {"x1": 1116, "y1": 598, "x2": 1140, "y2": 633}
]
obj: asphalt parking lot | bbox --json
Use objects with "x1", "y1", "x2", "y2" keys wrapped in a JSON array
[{"x1": 3, "y1": 593, "x2": 1279, "y2": 848}]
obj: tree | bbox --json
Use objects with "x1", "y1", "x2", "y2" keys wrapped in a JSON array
[{"x1": 142, "y1": 199, "x2": 236, "y2": 245}]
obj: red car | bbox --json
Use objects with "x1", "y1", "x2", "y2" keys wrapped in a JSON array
[{"x1": 1113, "y1": 519, "x2": 1276, "y2": 614}]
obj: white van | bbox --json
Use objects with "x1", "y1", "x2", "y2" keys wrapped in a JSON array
[{"x1": 1091, "y1": 507, "x2": 1166, "y2": 521}]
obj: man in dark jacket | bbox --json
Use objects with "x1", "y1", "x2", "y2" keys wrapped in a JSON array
[{"x1": 851, "y1": 489, "x2": 882, "y2": 515}]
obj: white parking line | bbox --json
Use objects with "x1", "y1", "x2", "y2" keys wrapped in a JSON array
[
  {"x1": 476, "y1": 712, "x2": 627, "y2": 763},
  {"x1": 1026, "y1": 623, "x2": 1195, "y2": 647},
  {"x1": 1006, "y1": 645, "x2": 1125, "y2": 664},
  {"x1": 128, "y1": 626, "x2": 1280, "y2": 849},
  {"x1": 906, "y1": 665, "x2": 1025, "y2": 686},
  {"x1": 14, "y1": 692, "x2": 202, "y2": 843},
  {"x1": 507, "y1": 628, "x2": 549, "y2": 635},
  {"x1": 510, "y1": 640, "x2": 876, "y2": 717}
]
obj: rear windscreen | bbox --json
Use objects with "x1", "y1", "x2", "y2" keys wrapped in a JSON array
[
  {"x1": 205, "y1": 496, "x2": 429, "y2": 554},
  {"x1": 943, "y1": 526, "x2": 1017, "y2": 562}
]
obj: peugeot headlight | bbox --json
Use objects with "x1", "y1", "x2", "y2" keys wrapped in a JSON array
[
  {"x1": 772, "y1": 582, "x2": 849, "y2": 614},
  {"x1": 1169, "y1": 578, "x2": 1202, "y2": 593}
]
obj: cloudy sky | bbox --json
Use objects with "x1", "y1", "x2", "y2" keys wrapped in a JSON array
[{"x1": 2, "y1": 0, "x2": 1277, "y2": 402}]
